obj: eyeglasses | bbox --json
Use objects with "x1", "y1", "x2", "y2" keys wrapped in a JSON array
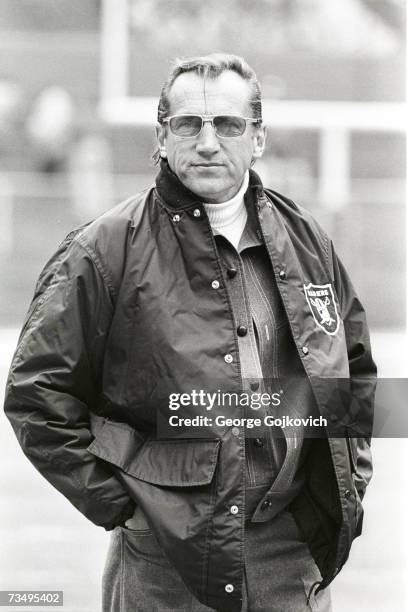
[{"x1": 161, "y1": 114, "x2": 262, "y2": 138}]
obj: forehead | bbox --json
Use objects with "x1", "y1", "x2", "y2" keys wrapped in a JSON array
[{"x1": 167, "y1": 70, "x2": 252, "y2": 116}]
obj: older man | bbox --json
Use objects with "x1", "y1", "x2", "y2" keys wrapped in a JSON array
[{"x1": 4, "y1": 54, "x2": 376, "y2": 612}]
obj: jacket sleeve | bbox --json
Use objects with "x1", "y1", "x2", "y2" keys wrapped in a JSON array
[
  {"x1": 329, "y1": 240, "x2": 377, "y2": 501},
  {"x1": 3, "y1": 231, "x2": 135, "y2": 529}
]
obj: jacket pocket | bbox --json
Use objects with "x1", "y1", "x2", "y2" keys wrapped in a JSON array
[
  {"x1": 87, "y1": 419, "x2": 221, "y2": 487},
  {"x1": 129, "y1": 438, "x2": 221, "y2": 486},
  {"x1": 89, "y1": 420, "x2": 221, "y2": 606},
  {"x1": 87, "y1": 419, "x2": 146, "y2": 472}
]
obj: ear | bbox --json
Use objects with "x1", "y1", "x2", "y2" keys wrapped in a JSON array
[
  {"x1": 156, "y1": 122, "x2": 167, "y2": 158},
  {"x1": 252, "y1": 124, "x2": 266, "y2": 159}
]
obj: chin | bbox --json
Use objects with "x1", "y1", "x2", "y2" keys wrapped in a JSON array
[{"x1": 189, "y1": 179, "x2": 230, "y2": 200}]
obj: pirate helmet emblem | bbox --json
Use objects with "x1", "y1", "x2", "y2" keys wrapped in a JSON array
[{"x1": 303, "y1": 282, "x2": 340, "y2": 336}]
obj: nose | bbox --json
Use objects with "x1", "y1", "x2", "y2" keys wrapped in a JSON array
[{"x1": 195, "y1": 121, "x2": 220, "y2": 156}]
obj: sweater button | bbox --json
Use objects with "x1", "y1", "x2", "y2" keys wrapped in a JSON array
[
  {"x1": 237, "y1": 325, "x2": 247, "y2": 337},
  {"x1": 261, "y1": 499, "x2": 272, "y2": 511},
  {"x1": 225, "y1": 584, "x2": 234, "y2": 593},
  {"x1": 230, "y1": 505, "x2": 239, "y2": 515},
  {"x1": 279, "y1": 269, "x2": 286, "y2": 280},
  {"x1": 193, "y1": 208, "x2": 201, "y2": 217},
  {"x1": 211, "y1": 280, "x2": 220, "y2": 289},
  {"x1": 227, "y1": 267, "x2": 238, "y2": 278},
  {"x1": 253, "y1": 438, "x2": 264, "y2": 447},
  {"x1": 224, "y1": 354, "x2": 233, "y2": 364},
  {"x1": 172, "y1": 214, "x2": 181, "y2": 223},
  {"x1": 345, "y1": 489, "x2": 352, "y2": 499},
  {"x1": 231, "y1": 427, "x2": 240, "y2": 437},
  {"x1": 301, "y1": 346, "x2": 309, "y2": 355}
]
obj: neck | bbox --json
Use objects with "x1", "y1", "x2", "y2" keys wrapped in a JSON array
[{"x1": 203, "y1": 172, "x2": 249, "y2": 249}]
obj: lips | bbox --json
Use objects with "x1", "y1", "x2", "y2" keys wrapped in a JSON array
[{"x1": 192, "y1": 163, "x2": 223, "y2": 167}]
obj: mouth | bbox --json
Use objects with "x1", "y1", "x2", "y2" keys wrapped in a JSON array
[{"x1": 191, "y1": 163, "x2": 224, "y2": 168}]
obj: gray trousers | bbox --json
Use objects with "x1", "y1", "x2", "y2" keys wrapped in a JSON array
[{"x1": 102, "y1": 509, "x2": 332, "y2": 612}]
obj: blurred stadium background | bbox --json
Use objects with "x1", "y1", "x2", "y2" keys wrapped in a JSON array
[{"x1": 0, "y1": 1, "x2": 407, "y2": 611}]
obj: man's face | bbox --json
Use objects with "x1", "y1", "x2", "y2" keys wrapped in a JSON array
[{"x1": 156, "y1": 70, "x2": 266, "y2": 203}]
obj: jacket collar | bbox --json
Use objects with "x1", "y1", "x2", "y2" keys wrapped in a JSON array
[{"x1": 154, "y1": 160, "x2": 265, "y2": 211}]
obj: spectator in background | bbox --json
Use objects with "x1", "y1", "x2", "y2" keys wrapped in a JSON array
[{"x1": 26, "y1": 85, "x2": 75, "y2": 172}]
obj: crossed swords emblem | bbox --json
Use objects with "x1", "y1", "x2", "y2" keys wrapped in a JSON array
[{"x1": 310, "y1": 296, "x2": 335, "y2": 326}]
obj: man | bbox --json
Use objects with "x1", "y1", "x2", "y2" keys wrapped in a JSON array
[{"x1": 4, "y1": 54, "x2": 376, "y2": 612}]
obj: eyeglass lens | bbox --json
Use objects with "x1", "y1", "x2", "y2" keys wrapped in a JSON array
[{"x1": 169, "y1": 115, "x2": 247, "y2": 138}]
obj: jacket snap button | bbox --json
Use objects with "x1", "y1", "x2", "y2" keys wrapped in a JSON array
[
  {"x1": 225, "y1": 584, "x2": 234, "y2": 593},
  {"x1": 261, "y1": 499, "x2": 272, "y2": 511},
  {"x1": 211, "y1": 280, "x2": 220, "y2": 289},
  {"x1": 301, "y1": 346, "x2": 309, "y2": 355},
  {"x1": 224, "y1": 354, "x2": 233, "y2": 363},
  {"x1": 279, "y1": 270, "x2": 286, "y2": 280},
  {"x1": 227, "y1": 267, "x2": 238, "y2": 279},
  {"x1": 250, "y1": 381, "x2": 259, "y2": 391},
  {"x1": 237, "y1": 325, "x2": 247, "y2": 337},
  {"x1": 230, "y1": 505, "x2": 239, "y2": 515},
  {"x1": 253, "y1": 438, "x2": 264, "y2": 447},
  {"x1": 172, "y1": 214, "x2": 181, "y2": 223},
  {"x1": 193, "y1": 208, "x2": 201, "y2": 217},
  {"x1": 344, "y1": 489, "x2": 352, "y2": 499}
]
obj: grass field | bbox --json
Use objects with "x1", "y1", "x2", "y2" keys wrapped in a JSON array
[{"x1": 1, "y1": 329, "x2": 407, "y2": 612}]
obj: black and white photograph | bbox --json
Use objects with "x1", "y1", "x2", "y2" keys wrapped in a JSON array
[{"x1": 0, "y1": 2, "x2": 406, "y2": 611}]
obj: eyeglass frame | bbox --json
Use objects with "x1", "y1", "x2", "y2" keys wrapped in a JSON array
[{"x1": 160, "y1": 113, "x2": 263, "y2": 139}]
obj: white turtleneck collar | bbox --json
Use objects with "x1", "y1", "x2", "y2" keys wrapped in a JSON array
[{"x1": 203, "y1": 171, "x2": 249, "y2": 250}]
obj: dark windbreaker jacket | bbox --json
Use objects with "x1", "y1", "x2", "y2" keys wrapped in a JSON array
[{"x1": 4, "y1": 162, "x2": 376, "y2": 611}]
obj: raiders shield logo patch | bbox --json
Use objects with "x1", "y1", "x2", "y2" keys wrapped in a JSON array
[{"x1": 303, "y1": 283, "x2": 340, "y2": 336}]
